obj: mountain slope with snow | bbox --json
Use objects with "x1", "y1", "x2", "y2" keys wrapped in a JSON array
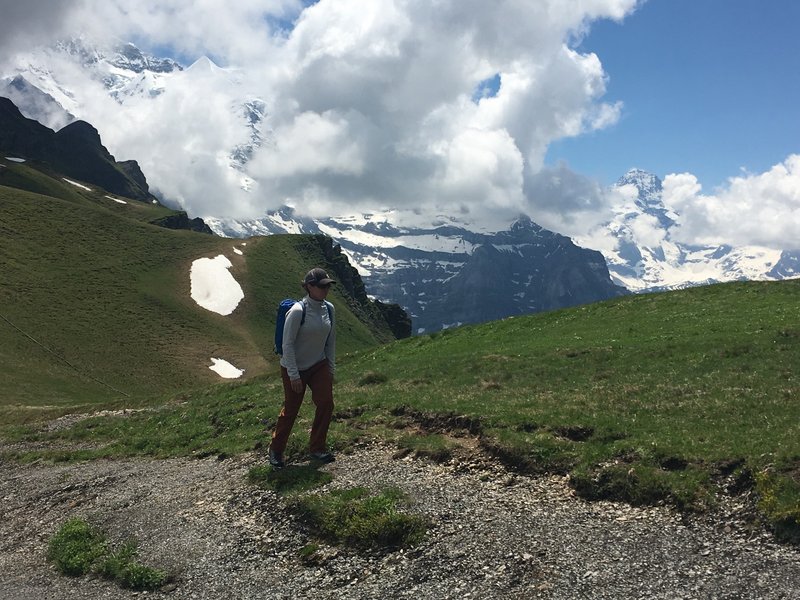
[
  {"x1": 581, "y1": 169, "x2": 800, "y2": 292},
  {"x1": 206, "y1": 209, "x2": 627, "y2": 333},
  {"x1": 4, "y1": 41, "x2": 797, "y2": 330}
]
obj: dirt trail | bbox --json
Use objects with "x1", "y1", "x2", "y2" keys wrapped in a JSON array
[{"x1": 1, "y1": 441, "x2": 799, "y2": 599}]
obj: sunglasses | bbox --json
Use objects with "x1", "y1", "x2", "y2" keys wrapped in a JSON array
[{"x1": 311, "y1": 282, "x2": 332, "y2": 289}]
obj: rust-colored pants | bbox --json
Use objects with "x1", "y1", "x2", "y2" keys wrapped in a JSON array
[{"x1": 271, "y1": 359, "x2": 334, "y2": 454}]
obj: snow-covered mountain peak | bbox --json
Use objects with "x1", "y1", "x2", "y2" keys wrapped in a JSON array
[
  {"x1": 617, "y1": 168, "x2": 664, "y2": 211},
  {"x1": 582, "y1": 169, "x2": 799, "y2": 292},
  {"x1": 618, "y1": 168, "x2": 659, "y2": 188},
  {"x1": 509, "y1": 214, "x2": 541, "y2": 233},
  {"x1": 614, "y1": 169, "x2": 675, "y2": 230},
  {"x1": 53, "y1": 37, "x2": 104, "y2": 68},
  {"x1": 52, "y1": 37, "x2": 182, "y2": 74},
  {"x1": 186, "y1": 56, "x2": 220, "y2": 73},
  {"x1": 110, "y1": 42, "x2": 183, "y2": 74}
]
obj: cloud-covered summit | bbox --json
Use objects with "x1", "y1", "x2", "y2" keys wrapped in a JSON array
[
  {"x1": 2, "y1": 0, "x2": 637, "y2": 232},
  {"x1": 2, "y1": 0, "x2": 797, "y2": 250}
]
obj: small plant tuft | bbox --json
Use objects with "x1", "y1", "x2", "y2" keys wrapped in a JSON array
[
  {"x1": 298, "y1": 543, "x2": 323, "y2": 564},
  {"x1": 756, "y1": 469, "x2": 800, "y2": 544},
  {"x1": 47, "y1": 519, "x2": 168, "y2": 591},
  {"x1": 397, "y1": 433, "x2": 454, "y2": 463},
  {"x1": 96, "y1": 540, "x2": 168, "y2": 590},
  {"x1": 571, "y1": 464, "x2": 672, "y2": 507},
  {"x1": 48, "y1": 518, "x2": 107, "y2": 577},
  {"x1": 570, "y1": 463, "x2": 708, "y2": 512}
]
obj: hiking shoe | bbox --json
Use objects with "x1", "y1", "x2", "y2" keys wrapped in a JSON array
[
  {"x1": 310, "y1": 452, "x2": 335, "y2": 464},
  {"x1": 268, "y1": 448, "x2": 285, "y2": 469}
]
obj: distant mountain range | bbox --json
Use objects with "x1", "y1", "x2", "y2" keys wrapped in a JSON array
[
  {"x1": 205, "y1": 171, "x2": 799, "y2": 332},
  {"x1": 206, "y1": 210, "x2": 628, "y2": 332},
  {"x1": 583, "y1": 169, "x2": 800, "y2": 292},
  {"x1": 2, "y1": 38, "x2": 798, "y2": 332}
]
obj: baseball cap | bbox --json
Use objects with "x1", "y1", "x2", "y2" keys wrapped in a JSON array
[{"x1": 304, "y1": 268, "x2": 336, "y2": 286}]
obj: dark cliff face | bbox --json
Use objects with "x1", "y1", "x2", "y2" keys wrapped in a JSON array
[
  {"x1": 150, "y1": 212, "x2": 213, "y2": 234},
  {"x1": 355, "y1": 217, "x2": 628, "y2": 333},
  {"x1": 431, "y1": 232, "x2": 626, "y2": 330},
  {"x1": 0, "y1": 95, "x2": 53, "y2": 151},
  {"x1": 374, "y1": 300, "x2": 413, "y2": 339},
  {"x1": 118, "y1": 160, "x2": 150, "y2": 191},
  {"x1": 0, "y1": 96, "x2": 155, "y2": 202}
]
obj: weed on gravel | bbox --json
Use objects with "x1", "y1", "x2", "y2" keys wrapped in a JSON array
[
  {"x1": 48, "y1": 518, "x2": 168, "y2": 591},
  {"x1": 248, "y1": 463, "x2": 334, "y2": 494}
]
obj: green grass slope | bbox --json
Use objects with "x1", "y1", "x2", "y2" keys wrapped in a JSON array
[
  {"x1": 0, "y1": 159, "x2": 175, "y2": 222},
  {"x1": 2, "y1": 158, "x2": 798, "y2": 543},
  {"x1": 0, "y1": 174, "x2": 392, "y2": 420},
  {"x1": 337, "y1": 280, "x2": 799, "y2": 539},
  {"x1": 7, "y1": 279, "x2": 797, "y2": 542}
]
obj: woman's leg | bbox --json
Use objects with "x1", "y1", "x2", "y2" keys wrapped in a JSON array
[
  {"x1": 270, "y1": 367, "x2": 306, "y2": 453},
  {"x1": 305, "y1": 360, "x2": 334, "y2": 454}
]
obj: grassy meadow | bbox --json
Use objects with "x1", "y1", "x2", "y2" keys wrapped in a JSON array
[
  {"x1": 1, "y1": 158, "x2": 798, "y2": 542},
  {"x1": 3, "y1": 273, "x2": 799, "y2": 541},
  {"x1": 0, "y1": 163, "x2": 393, "y2": 422}
]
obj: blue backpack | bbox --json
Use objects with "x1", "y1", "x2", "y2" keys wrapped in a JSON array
[{"x1": 274, "y1": 299, "x2": 333, "y2": 355}]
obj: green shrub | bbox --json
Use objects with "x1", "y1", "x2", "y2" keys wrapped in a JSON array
[
  {"x1": 48, "y1": 518, "x2": 107, "y2": 576},
  {"x1": 47, "y1": 519, "x2": 168, "y2": 591}
]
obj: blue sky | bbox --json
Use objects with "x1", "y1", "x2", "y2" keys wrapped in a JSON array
[{"x1": 547, "y1": 0, "x2": 800, "y2": 190}]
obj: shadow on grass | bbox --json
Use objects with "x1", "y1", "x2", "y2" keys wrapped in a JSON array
[{"x1": 247, "y1": 463, "x2": 333, "y2": 495}]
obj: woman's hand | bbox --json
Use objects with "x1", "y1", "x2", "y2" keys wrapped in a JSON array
[{"x1": 291, "y1": 378, "x2": 304, "y2": 393}]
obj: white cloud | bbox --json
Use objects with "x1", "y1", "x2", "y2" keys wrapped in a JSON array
[
  {"x1": 522, "y1": 163, "x2": 619, "y2": 237},
  {"x1": 663, "y1": 155, "x2": 800, "y2": 249},
  {"x1": 78, "y1": 0, "x2": 303, "y2": 65},
  {"x1": 627, "y1": 213, "x2": 667, "y2": 248},
  {"x1": 250, "y1": 110, "x2": 366, "y2": 179},
  {"x1": 4, "y1": 0, "x2": 644, "y2": 229},
  {"x1": 438, "y1": 128, "x2": 525, "y2": 210},
  {"x1": 0, "y1": 0, "x2": 82, "y2": 66}
]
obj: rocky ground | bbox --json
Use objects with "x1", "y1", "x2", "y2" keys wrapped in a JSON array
[{"x1": 1, "y1": 440, "x2": 799, "y2": 600}]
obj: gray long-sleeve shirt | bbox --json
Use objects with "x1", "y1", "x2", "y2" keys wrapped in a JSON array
[{"x1": 279, "y1": 296, "x2": 335, "y2": 380}]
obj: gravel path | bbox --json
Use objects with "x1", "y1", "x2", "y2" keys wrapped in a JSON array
[{"x1": 1, "y1": 442, "x2": 798, "y2": 599}]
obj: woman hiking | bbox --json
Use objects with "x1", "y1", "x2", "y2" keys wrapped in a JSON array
[{"x1": 268, "y1": 268, "x2": 336, "y2": 468}]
